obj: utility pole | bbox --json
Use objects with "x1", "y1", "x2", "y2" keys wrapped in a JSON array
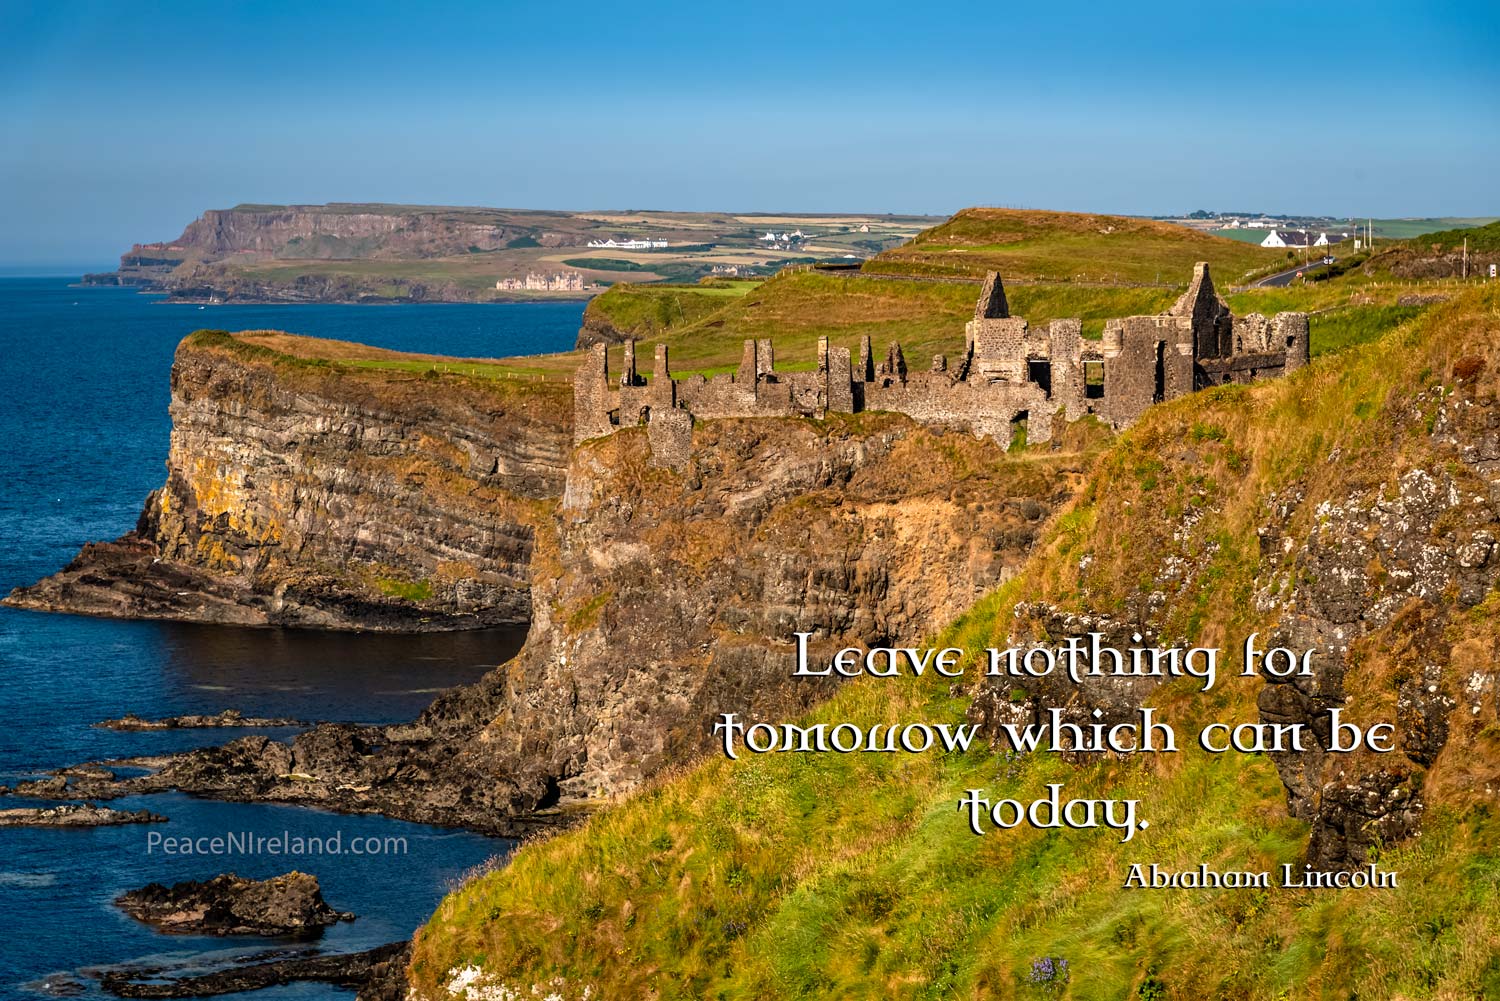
[{"x1": 1463, "y1": 237, "x2": 1469, "y2": 279}]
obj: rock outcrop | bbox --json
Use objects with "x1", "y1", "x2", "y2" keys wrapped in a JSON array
[
  {"x1": 0, "y1": 804, "x2": 165, "y2": 827},
  {"x1": 114, "y1": 872, "x2": 353, "y2": 937},
  {"x1": 5, "y1": 332, "x2": 570, "y2": 631}
]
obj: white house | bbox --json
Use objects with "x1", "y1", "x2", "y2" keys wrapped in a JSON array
[{"x1": 1261, "y1": 229, "x2": 1315, "y2": 249}]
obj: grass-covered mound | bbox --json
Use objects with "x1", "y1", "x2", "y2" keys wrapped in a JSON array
[
  {"x1": 581, "y1": 279, "x2": 758, "y2": 340},
  {"x1": 410, "y1": 288, "x2": 1500, "y2": 1000},
  {"x1": 867, "y1": 208, "x2": 1278, "y2": 285}
]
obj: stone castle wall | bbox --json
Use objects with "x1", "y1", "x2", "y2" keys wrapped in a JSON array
[{"x1": 573, "y1": 263, "x2": 1310, "y2": 468}]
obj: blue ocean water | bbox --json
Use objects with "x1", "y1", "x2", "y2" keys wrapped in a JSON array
[{"x1": 0, "y1": 279, "x2": 583, "y2": 997}]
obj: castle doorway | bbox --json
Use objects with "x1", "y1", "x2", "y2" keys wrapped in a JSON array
[
  {"x1": 1010, "y1": 410, "x2": 1029, "y2": 450},
  {"x1": 1153, "y1": 342, "x2": 1165, "y2": 403}
]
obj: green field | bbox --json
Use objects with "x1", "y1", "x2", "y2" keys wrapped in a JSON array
[
  {"x1": 870, "y1": 208, "x2": 1280, "y2": 285},
  {"x1": 1367, "y1": 216, "x2": 1499, "y2": 240}
]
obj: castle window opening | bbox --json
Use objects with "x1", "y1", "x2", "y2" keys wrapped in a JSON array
[
  {"x1": 1084, "y1": 360, "x2": 1105, "y2": 400},
  {"x1": 1153, "y1": 342, "x2": 1165, "y2": 404},
  {"x1": 1027, "y1": 359, "x2": 1052, "y2": 399},
  {"x1": 639, "y1": 406, "x2": 651, "y2": 426}
]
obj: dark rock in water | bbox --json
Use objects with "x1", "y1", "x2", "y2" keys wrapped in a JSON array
[
  {"x1": 114, "y1": 872, "x2": 354, "y2": 937},
  {"x1": 0, "y1": 803, "x2": 165, "y2": 827},
  {"x1": 24, "y1": 973, "x2": 89, "y2": 996},
  {"x1": 98, "y1": 710, "x2": 308, "y2": 731},
  {"x1": 96, "y1": 941, "x2": 406, "y2": 998}
]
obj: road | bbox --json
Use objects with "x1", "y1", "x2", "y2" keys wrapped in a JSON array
[{"x1": 1255, "y1": 257, "x2": 1334, "y2": 288}]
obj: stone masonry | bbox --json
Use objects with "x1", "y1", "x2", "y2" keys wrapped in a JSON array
[{"x1": 572, "y1": 263, "x2": 1309, "y2": 467}]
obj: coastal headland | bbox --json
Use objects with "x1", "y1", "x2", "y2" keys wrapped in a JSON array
[{"x1": 10, "y1": 207, "x2": 1500, "y2": 998}]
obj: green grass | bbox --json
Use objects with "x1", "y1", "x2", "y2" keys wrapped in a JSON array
[
  {"x1": 583, "y1": 280, "x2": 758, "y2": 340},
  {"x1": 563, "y1": 257, "x2": 652, "y2": 271},
  {"x1": 374, "y1": 576, "x2": 433, "y2": 602},
  {"x1": 1396, "y1": 219, "x2": 1500, "y2": 253},
  {"x1": 341, "y1": 358, "x2": 562, "y2": 381},
  {"x1": 1309, "y1": 304, "x2": 1427, "y2": 358},
  {"x1": 869, "y1": 208, "x2": 1279, "y2": 285},
  {"x1": 410, "y1": 289, "x2": 1500, "y2": 1000},
  {"x1": 1370, "y1": 217, "x2": 1500, "y2": 241}
]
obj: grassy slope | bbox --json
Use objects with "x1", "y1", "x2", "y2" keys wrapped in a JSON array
[
  {"x1": 1397, "y1": 219, "x2": 1500, "y2": 254},
  {"x1": 868, "y1": 208, "x2": 1279, "y2": 285},
  {"x1": 1369, "y1": 218, "x2": 1500, "y2": 241},
  {"x1": 411, "y1": 289, "x2": 1500, "y2": 1000},
  {"x1": 583, "y1": 280, "x2": 760, "y2": 338}
]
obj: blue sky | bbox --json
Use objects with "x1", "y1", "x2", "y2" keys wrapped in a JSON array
[{"x1": 2, "y1": 0, "x2": 1496, "y2": 266}]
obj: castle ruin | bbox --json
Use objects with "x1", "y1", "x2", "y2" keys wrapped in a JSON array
[{"x1": 573, "y1": 263, "x2": 1309, "y2": 467}]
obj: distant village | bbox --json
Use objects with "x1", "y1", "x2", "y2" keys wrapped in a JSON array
[{"x1": 758, "y1": 228, "x2": 812, "y2": 251}]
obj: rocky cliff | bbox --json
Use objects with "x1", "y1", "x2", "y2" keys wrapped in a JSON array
[
  {"x1": 482, "y1": 415, "x2": 1087, "y2": 803},
  {"x1": 5, "y1": 331, "x2": 571, "y2": 630},
  {"x1": 4, "y1": 352, "x2": 1088, "y2": 832}
]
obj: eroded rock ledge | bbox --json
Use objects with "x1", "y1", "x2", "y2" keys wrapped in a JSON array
[
  {"x1": 98, "y1": 710, "x2": 308, "y2": 730},
  {"x1": 95, "y1": 942, "x2": 408, "y2": 999},
  {"x1": 0, "y1": 803, "x2": 165, "y2": 827}
]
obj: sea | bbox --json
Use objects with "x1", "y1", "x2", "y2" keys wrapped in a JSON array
[{"x1": 0, "y1": 278, "x2": 585, "y2": 998}]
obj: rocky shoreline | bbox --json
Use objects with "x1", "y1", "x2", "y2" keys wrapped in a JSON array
[
  {"x1": 2, "y1": 710, "x2": 569, "y2": 839},
  {"x1": 98, "y1": 710, "x2": 309, "y2": 730},
  {"x1": 94, "y1": 942, "x2": 409, "y2": 999}
]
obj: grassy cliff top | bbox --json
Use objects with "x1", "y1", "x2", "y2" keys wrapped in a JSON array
[
  {"x1": 410, "y1": 288, "x2": 1500, "y2": 1000},
  {"x1": 868, "y1": 207, "x2": 1281, "y2": 284},
  {"x1": 181, "y1": 329, "x2": 573, "y2": 424},
  {"x1": 225, "y1": 263, "x2": 1460, "y2": 396}
]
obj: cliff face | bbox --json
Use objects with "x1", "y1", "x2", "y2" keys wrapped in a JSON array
[
  {"x1": 79, "y1": 204, "x2": 592, "y2": 300},
  {"x1": 485, "y1": 416, "x2": 1086, "y2": 801},
  {"x1": 5, "y1": 332, "x2": 571, "y2": 630},
  {"x1": 171, "y1": 208, "x2": 516, "y2": 259},
  {"x1": 136, "y1": 205, "x2": 577, "y2": 262},
  {"x1": 4, "y1": 360, "x2": 1087, "y2": 831}
]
